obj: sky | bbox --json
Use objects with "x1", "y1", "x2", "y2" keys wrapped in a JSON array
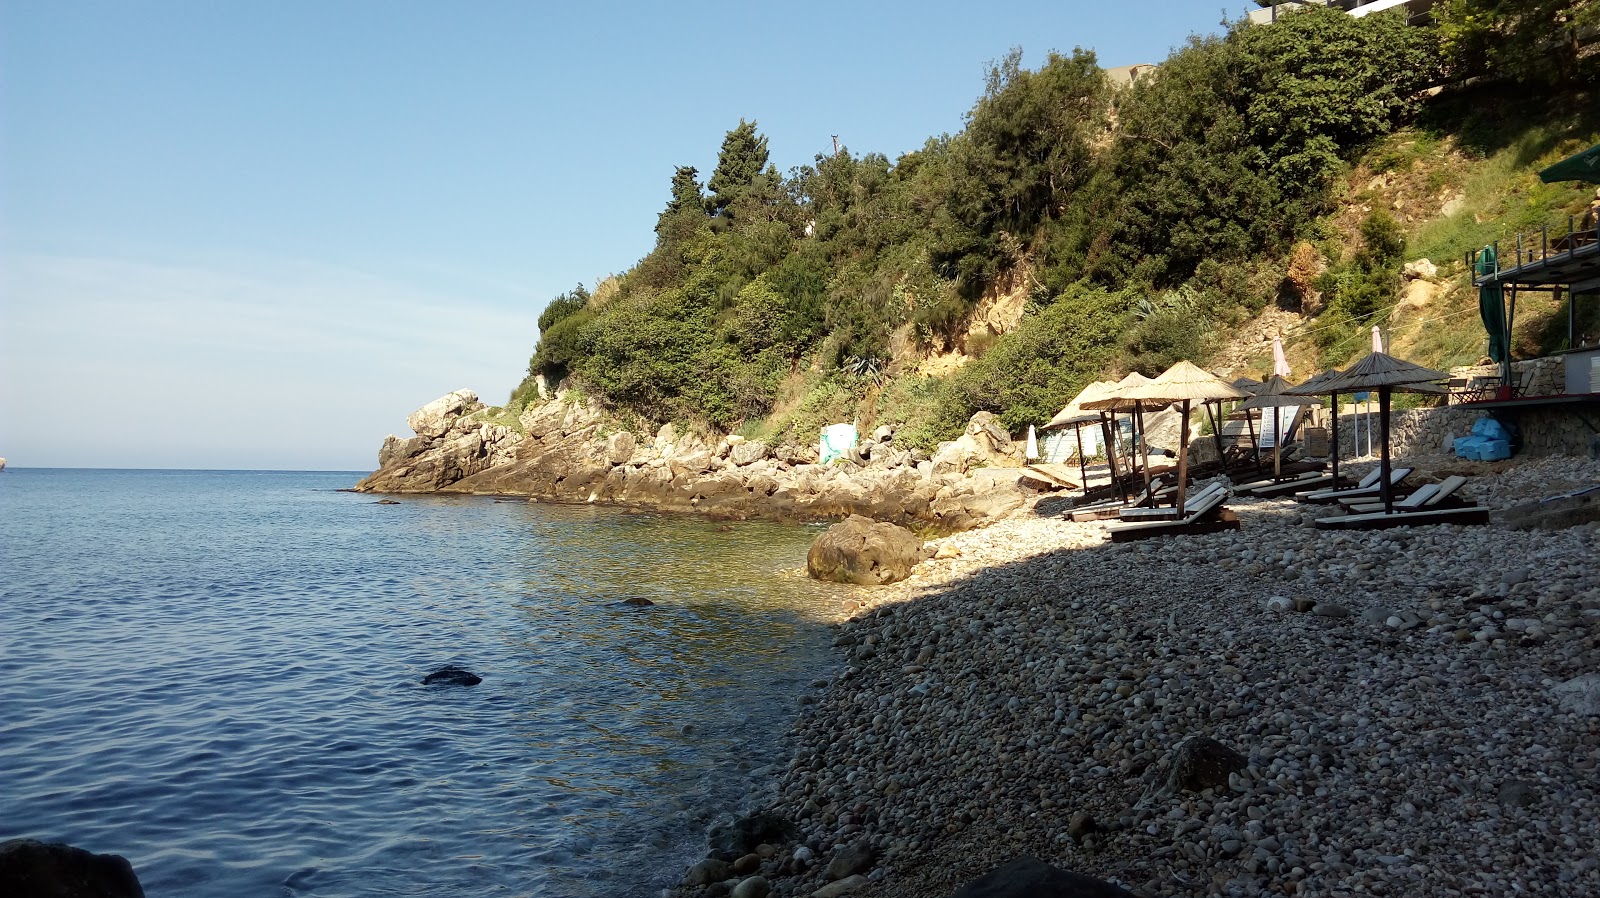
[{"x1": 0, "y1": 1, "x2": 1241, "y2": 470}]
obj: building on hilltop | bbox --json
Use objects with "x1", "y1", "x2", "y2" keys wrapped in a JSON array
[
  {"x1": 1247, "y1": 0, "x2": 1436, "y2": 26},
  {"x1": 1104, "y1": 63, "x2": 1158, "y2": 89}
]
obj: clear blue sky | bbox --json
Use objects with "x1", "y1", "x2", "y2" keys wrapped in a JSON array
[{"x1": 0, "y1": 1, "x2": 1240, "y2": 470}]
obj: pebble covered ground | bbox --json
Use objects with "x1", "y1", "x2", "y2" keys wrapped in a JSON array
[{"x1": 673, "y1": 455, "x2": 1600, "y2": 898}]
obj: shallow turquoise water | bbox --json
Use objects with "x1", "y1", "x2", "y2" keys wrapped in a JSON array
[{"x1": 0, "y1": 469, "x2": 844, "y2": 896}]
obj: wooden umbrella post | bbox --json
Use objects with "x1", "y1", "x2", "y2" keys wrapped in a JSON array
[
  {"x1": 1245, "y1": 410, "x2": 1260, "y2": 473},
  {"x1": 1175, "y1": 400, "x2": 1192, "y2": 517},
  {"x1": 1329, "y1": 390, "x2": 1340, "y2": 487},
  {"x1": 1100, "y1": 412, "x2": 1123, "y2": 499},
  {"x1": 1378, "y1": 386, "x2": 1394, "y2": 515},
  {"x1": 1273, "y1": 406, "x2": 1283, "y2": 479},
  {"x1": 1135, "y1": 401, "x2": 1153, "y2": 500},
  {"x1": 1073, "y1": 423, "x2": 1089, "y2": 498},
  {"x1": 1206, "y1": 401, "x2": 1226, "y2": 468}
]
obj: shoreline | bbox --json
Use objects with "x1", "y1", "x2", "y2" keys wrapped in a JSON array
[{"x1": 674, "y1": 453, "x2": 1600, "y2": 897}]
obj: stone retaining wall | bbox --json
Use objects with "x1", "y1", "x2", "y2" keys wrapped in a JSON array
[
  {"x1": 1448, "y1": 357, "x2": 1566, "y2": 400},
  {"x1": 1364, "y1": 404, "x2": 1600, "y2": 458}
]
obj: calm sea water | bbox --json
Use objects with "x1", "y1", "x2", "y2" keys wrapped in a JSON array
[{"x1": 0, "y1": 469, "x2": 847, "y2": 897}]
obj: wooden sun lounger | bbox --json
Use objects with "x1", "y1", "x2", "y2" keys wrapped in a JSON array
[
  {"x1": 1234, "y1": 470, "x2": 1324, "y2": 496},
  {"x1": 1020, "y1": 464, "x2": 1082, "y2": 491},
  {"x1": 1105, "y1": 485, "x2": 1238, "y2": 542},
  {"x1": 1069, "y1": 476, "x2": 1170, "y2": 522},
  {"x1": 1300, "y1": 467, "x2": 1414, "y2": 505},
  {"x1": 1294, "y1": 467, "x2": 1382, "y2": 501},
  {"x1": 1344, "y1": 476, "x2": 1470, "y2": 515},
  {"x1": 1315, "y1": 504, "x2": 1490, "y2": 531},
  {"x1": 1248, "y1": 471, "x2": 1356, "y2": 499}
]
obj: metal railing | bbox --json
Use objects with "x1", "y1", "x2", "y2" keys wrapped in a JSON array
[{"x1": 1467, "y1": 214, "x2": 1600, "y2": 283}]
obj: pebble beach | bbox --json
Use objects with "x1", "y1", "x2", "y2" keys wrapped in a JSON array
[{"x1": 675, "y1": 454, "x2": 1600, "y2": 898}]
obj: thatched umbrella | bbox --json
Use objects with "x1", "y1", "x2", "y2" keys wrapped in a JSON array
[
  {"x1": 1285, "y1": 367, "x2": 1345, "y2": 487},
  {"x1": 1122, "y1": 361, "x2": 1246, "y2": 516},
  {"x1": 1307, "y1": 352, "x2": 1447, "y2": 514},
  {"x1": 1045, "y1": 380, "x2": 1119, "y2": 497},
  {"x1": 1084, "y1": 372, "x2": 1158, "y2": 498},
  {"x1": 1237, "y1": 375, "x2": 1305, "y2": 479}
]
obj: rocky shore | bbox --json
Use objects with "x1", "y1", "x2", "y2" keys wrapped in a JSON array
[
  {"x1": 674, "y1": 454, "x2": 1600, "y2": 897},
  {"x1": 354, "y1": 389, "x2": 1032, "y2": 531}
]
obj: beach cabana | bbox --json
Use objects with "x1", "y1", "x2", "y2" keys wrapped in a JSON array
[
  {"x1": 1042, "y1": 380, "x2": 1120, "y2": 498},
  {"x1": 1237, "y1": 375, "x2": 1306, "y2": 479},
  {"x1": 1304, "y1": 352, "x2": 1446, "y2": 515},
  {"x1": 1084, "y1": 372, "x2": 1158, "y2": 499},
  {"x1": 1285, "y1": 367, "x2": 1346, "y2": 487},
  {"x1": 1119, "y1": 361, "x2": 1246, "y2": 516}
]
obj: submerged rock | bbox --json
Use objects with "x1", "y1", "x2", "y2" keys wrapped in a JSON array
[
  {"x1": 617, "y1": 596, "x2": 655, "y2": 607},
  {"x1": 421, "y1": 666, "x2": 482, "y2": 687},
  {"x1": 0, "y1": 838, "x2": 146, "y2": 898}
]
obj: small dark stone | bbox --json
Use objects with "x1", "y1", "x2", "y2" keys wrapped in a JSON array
[
  {"x1": 1167, "y1": 736, "x2": 1247, "y2": 793},
  {"x1": 422, "y1": 665, "x2": 482, "y2": 686},
  {"x1": 1313, "y1": 602, "x2": 1352, "y2": 619},
  {"x1": 949, "y1": 856, "x2": 1133, "y2": 898},
  {"x1": 1292, "y1": 597, "x2": 1317, "y2": 613},
  {"x1": 684, "y1": 858, "x2": 731, "y2": 887},
  {"x1": 1498, "y1": 780, "x2": 1540, "y2": 808},
  {"x1": 374, "y1": 499, "x2": 402, "y2": 505},
  {"x1": 1067, "y1": 811, "x2": 1097, "y2": 841},
  {"x1": 0, "y1": 838, "x2": 146, "y2": 898},
  {"x1": 617, "y1": 597, "x2": 655, "y2": 607}
]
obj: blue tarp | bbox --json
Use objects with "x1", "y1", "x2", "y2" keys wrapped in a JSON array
[{"x1": 1454, "y1": 417, "x2": 1513, "y2": 461}]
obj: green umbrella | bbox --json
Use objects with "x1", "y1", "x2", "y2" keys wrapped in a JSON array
[
  {"x1": 1539, "y1": 144, "x2": 1600, "y2": 184},
  {"x1": 1477, "y1": 246, "x2": 1510, "y2": 367}
]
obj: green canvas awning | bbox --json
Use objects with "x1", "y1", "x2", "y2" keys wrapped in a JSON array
[
  {"x1": 1477, "y1": 246, "x2": 1510, "y2": 364},
  {"x1": 1539, "y1": 144, "x2": 1600, "y2": 183}
]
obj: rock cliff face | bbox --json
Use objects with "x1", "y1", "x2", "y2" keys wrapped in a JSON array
[{"x1": 355, "y1": 390, "x2": 1031, "y2": 531}]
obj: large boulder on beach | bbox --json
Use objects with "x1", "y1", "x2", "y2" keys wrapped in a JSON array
[
  {"x1": 0, "y1": 839, "x2": 146, "y2": 898},
  {"x1": 1165, "y1": 736, "x2": 1247, "y2": 793},
  {"x1": 949, "y1": 856, "x2": 1133, "y2": 898},
  {"x1": 807, "y1": 515, "x2": 928, "y2": 585}
]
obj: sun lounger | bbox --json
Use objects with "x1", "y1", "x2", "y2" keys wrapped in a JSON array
[
  {"x1": 1069, "y1": 475, "x2": 1171, "y2": 522},
  {"x1": 1314, "y1": 504, "x2": 1490, "y2": 531},
  {"x1": 1248, "y1": 470, "x2": 1356, "y2": 499},
  {"x1": 1299, "y1": 467, "x2": 1413, "y2": 505},
  {"x1": 1105, "y1": 484, "x2": 1239, "y2": 542},
  {"x1": 1343, "y1": 476, "x2": 1469, "y2": 515},
  {"x1": 1294, "y1": 467, "x2": 1382, "y2": 502},
  {"x1": 1234, "y1": 470, "x2": 1324, "y2": 496}
]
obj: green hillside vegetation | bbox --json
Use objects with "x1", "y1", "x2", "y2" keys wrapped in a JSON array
[{"x1": 513, "y1": 2, "x2": 1600, "y2": 451}]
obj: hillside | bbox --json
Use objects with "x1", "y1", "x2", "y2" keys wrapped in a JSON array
[{"x1": 502, "y1": 4, "x2": 1599, "y2": 455}]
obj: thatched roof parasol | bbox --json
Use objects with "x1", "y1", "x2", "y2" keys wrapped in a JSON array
[
  {"x1": 1045, "y1": 380, "x2": 1117, "y2": 429},
  {"x1": 1237, "y1": 375, "x2": 1314, "y2": 410},
  {"x1": 1082, "y1": 371, "x2": 1155, "y2": 412},
  {"x1": 1312, "y1": 352, "x2": 1446, "y2": 394},
  {"x1": 1284, "y1": 367, "x2": 1344, "y2": 396},
  {"x1": 1230, "y1": 375, "x2": 1263, "y2": 394},
  {"x1": 1123, "y1": 360, "x2": 1247, "y2": 403}
]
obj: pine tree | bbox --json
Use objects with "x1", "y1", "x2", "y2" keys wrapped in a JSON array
[
  {"x1": 655, "y1": 166, "x2": 705, "y2": 236},
  {"x1": 707, "y1": 119, "x2": 770, "y2": 217}
]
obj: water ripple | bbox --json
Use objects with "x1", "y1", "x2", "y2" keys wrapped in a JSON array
[{"x1": 0, "y1": 469, "x2": 847, "y2": 896}]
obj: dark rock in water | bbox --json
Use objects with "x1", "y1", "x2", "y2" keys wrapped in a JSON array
[
  {"x1": 708, "y1": 811, "x2": 797, "y2": 861},
  {"x1": 617, "y1": 597, "x2": 655, "y2": 607},
  {"x1": 682, "y1": 858, "x2": 731, "y2": 887},
  {"x1": 374, "y1": 499, "x2": 402, "y2": 505},
  {"x1": 1166, "y1": 736, "x2": 1247, "y2": 793},
  {"x1": 950, "y1": 857, "x2": 1133, "y2": 898},
  {"x1": 0, "y1": 838, "x2": 146, "y2": 898},
  {"x1": 422, "y1": 666, "x2": 481, "y2": 686}
]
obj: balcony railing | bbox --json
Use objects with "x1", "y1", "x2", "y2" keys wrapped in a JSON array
[{"x1": 1468, "y1": 214, "x2": 1600, "y2": 283}]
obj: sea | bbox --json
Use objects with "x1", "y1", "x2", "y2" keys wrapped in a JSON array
[{"x1": 0, "y1": 468, "x2": 849, "y2": 897}]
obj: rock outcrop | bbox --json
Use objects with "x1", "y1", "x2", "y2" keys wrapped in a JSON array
[
  {"x1": 354, "y1": 391, "x2": 1033, "y2": 532},
  {"x1": 0, "y1": 838, "x2": 146, "y2": 898}
]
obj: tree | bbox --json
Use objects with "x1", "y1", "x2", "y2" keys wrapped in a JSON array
[
  {"x1": 1437, "y1": 0, "x2": 1598, "y2": 84},
  {"x1": 707, "y1": 119, "x2": 771, "y2": 217},
  {"x1": 655, "y1": 166, "x2": 705, "y2": 237}
]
